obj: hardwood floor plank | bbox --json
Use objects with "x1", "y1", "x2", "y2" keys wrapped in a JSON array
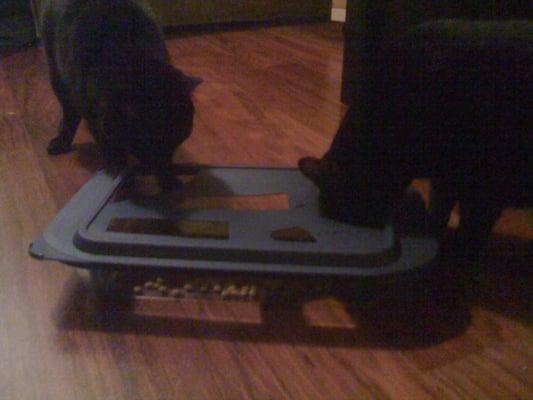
[
  {"x1": 0, "y1": 22, "x2": 531, "y2": 400},
  {"x1": 424, "y1": 339, "x2": 533, "y2": 400}
]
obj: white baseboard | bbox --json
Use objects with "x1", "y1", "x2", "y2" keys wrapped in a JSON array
[{"x1": 331, "y1": 8, "x2": 346, "y2": 22}]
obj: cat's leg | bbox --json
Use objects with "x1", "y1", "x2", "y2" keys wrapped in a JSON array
[
  {"x1": 298, "y1": 156, "x2": 340, "y2": 187},
  {"x1": 427, "y1": 178, "x2": 456, "y2": 238},
  {"x1": 96, "y1": 136, "x2": 128, "y2": 172},
  {"x1": 82, "y1": 117, "x2": 128, "y2": 173},
  {"x1": 323, "y1": 105, "x2": 368, "y2": 164},
  {"x1": 393, "y1": 186, "x2": 428, "y2": 236},
  {"x1": 452, "y1": 199, "x2": 502, "y2": 262},
  {"x1": 100, "y1": 143, "x2": 128, "y2": 170},
  {"x1": 47, "y1": 103, "x2": 81, "y2": 154},
  {"x1": 155, "y1": 158, "x2": 179, "y2": 193},
  {"x1": 299, "y1": 105, "x2": 370, "y2": 186},
  {"x1": 47, "y1": 73, "x2": 81, "y2": 155}
]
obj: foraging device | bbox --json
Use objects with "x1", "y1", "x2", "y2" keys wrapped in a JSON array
[{"x1": 29, "y1": 165, "x2": 438, "y2": 280}]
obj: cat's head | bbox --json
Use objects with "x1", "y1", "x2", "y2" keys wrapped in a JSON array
[
  {"x1": 99, "y1": 61, "x2": 201, "y2": 169},
  {"x1": 298, "y1": 156, "x2": 394, "y2": 228}
]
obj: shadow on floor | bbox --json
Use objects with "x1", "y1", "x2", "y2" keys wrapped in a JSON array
[
  {"x1": 52, "y1": 263, "x2": 474, "y2": 350},
  {"x1": 54, "y1": 250, "x2": 530, "y2": 350},
  {"x1": 50, "y1": 154, "x2": 531, "y2": 350},
  {"x1": 471, "y1": 235, "x2": 532, "y2": 324}
]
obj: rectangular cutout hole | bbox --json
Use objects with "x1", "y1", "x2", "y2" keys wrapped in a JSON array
[
  {"x1": 174, "y1": 194, "x2": 289, "y2": 211},
  {"x1": 107, "y1": 218, "x2": 229, "y2": 239}
]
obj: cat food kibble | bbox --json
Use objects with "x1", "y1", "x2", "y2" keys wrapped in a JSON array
[
  {"x1": 144, "y1": 281, "x2": 155, "y2": 289},
  {"x1": 248, "y1": 286, "x2": 257, "y2": 300}
]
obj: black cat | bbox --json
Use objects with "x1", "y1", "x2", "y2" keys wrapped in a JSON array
[
  {"x1": 42, "y1": 0, "x2": 200, "y2": 189},
  {"x1": 299, "y1": 19, "x2": 532, "y2": 259}
]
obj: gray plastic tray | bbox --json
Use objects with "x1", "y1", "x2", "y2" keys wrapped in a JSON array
[{"x1": 29, "y1": 165, "x2": 438, "y2": 277}]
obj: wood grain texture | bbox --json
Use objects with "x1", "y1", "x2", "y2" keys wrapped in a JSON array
[{"x1": 0, "y1": 22, "x2": 532, "y2": 400}]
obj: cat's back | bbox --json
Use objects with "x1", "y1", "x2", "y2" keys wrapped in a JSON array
[
  {"x1": 403, "y1": 19, "x2": 533, "y2": 50},
  {"x1": 388, "y1": 20, "x2": 530, "y2": 93},
  {"x1": 43, "y1": 0, "x2": 166, "y2": 72},
  {"x1": 43, "y1": 0, "x2": 160, "y2": 31},
  {"x1": 397, "y1": 20, "x2": 532, "y2": 65},
  {"x1": 383, "y1": 20, "x2": 532, "y2": 129},
  {"x1": 376, "y1": 20, "x2": 532, "y2": 204}
]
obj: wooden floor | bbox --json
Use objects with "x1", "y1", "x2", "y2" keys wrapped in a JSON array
[{"x1": 1, "y1": 22, "x2": 532, "y2": 400}]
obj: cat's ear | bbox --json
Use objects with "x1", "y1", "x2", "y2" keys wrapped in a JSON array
[{"x1": 182, "y1": 74, "x2": 203, "y2": 93}]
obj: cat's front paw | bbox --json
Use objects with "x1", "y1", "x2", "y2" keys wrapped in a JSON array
[
  {"x1": 393, "y1": 188, "x2": 429, "y2": 236},
  {"x1": 298, "y1": 156, "x2": 325, "y2": 187},
  {"x1": 157, "y1": 174, "x2": 181, "y2": 193},
  {"x1": 47, "y1": 137, "x2": 73, "y2": 155}
]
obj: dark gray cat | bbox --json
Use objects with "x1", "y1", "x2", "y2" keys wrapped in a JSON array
[
  {"x1": 42, "y1": 0, "x2": 200, "y2": 189},
  {"x1": 300, "y1": 20, "x2": 532, "y2": 260}
]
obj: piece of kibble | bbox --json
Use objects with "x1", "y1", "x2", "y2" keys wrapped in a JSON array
[
  {"x1": 144, "y1": 281, "x2": 155, "y2": 289},
  {"x1": 240, "y1": 286, "x2": 249, "y2": 297},
  {"x1": 221, "y1": 285, "x2": 234, "y2": 299},
  {"x1": 213, "y1": 284, "x2": 222, "y2": 293},
  {"x1": 183, "y1": 283, "x2": 194, "y2": 292},
  {"x1": 226, "y1": 284, "x2": 236, "y2": 292},
  {"x1": 226, "y1": 285, "x2": 241, "y2": 300},
  {"x1": 133, "y1": 286, "x2": 144, "y2": 295},
  {"x1": 158, "y1": 285, "x2": 168, "y2": 295},
  {"x1": 169, "y1": 288, "x2": 182, "y2": 298},
  {"x1": 248, "y1": 286, "x2": 257, "y2": 299},
  {"x1": 156, "y1": 277, "x2": 165, "y2": 285}
]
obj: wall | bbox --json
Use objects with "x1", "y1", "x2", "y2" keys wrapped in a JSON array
[
  {"x1": 331, "y1": 0, "x2": 347, "y2": 22},
  {"x1": 147, "y1": 0, "x2": 331, "y2": 26},
  {"x1": 31, "y1": 0, "x2": 331, "y2": 32}
]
